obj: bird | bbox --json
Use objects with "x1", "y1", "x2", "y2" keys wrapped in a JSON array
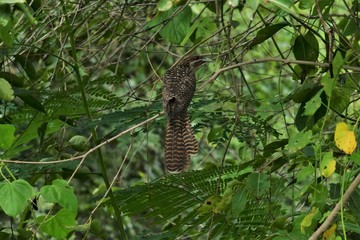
[{"x1": 162, "y1": 55, "x2": 210, "y2": 172}]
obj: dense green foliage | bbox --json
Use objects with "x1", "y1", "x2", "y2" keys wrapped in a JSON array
[{"x1": 1, "y1": 0, "x2": 360, "y2": 239}]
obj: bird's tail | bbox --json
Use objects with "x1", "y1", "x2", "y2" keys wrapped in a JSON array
[{"x1": 165, "y1": 112, "x2": 198, "y2": 172}]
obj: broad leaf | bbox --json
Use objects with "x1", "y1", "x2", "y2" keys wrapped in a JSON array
[
  {"x1": 293, "y1": 31, "x2": 319, "y2": 70},
  {"x1": 0, "y1": 179, "x2": 35, "y2": 217},
  {"x1": 40, "y1": 179, "x2": 78, "y2": 212},
  {"x1": 300, "y1": 207, "x2": 319, "y2": 234},
  {"x1": 334, "y1": 122, "x2": 357, "y2": 155},
  {"x1": 246, "y1": 172, "x2": 270, "y2": 197},
  {"x1": 320, "y1": 152, "x2": 336, "y2": 178},
  {"x1": 287, "y1": 130, "x2": 312, "y2": 152},
  {"x1": 0, "y1": 124, "x2": 15, "y2": 150},
  {"x1": 249, "y1": 22, "x2": 288, "y2": 48},
  {"x1": 297, "y1": 164, "x2": 314, "y2": 182},
  {"x1": 349, "y1": 189, "x2": 360, "y2": 223},
  {"x1": 37, "y1": 208, "x2": 76, "y2": 239},
  {"x1": 0, "y1": 78, "x2": 14, "y2": 101},
  {"x1": 157, "y1": 0, "x2": 173, "y2": 11},
  {"x1": 302, "y1": 90, "x2": 323, "y2": 116},
  {"x1": 227, "y1": 189, "x2": 247, "y2": 218}
]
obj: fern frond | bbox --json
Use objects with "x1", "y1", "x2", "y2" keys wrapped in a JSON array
[{"x1": 111, "y1": 164, "x2": 284, "y2": 239}]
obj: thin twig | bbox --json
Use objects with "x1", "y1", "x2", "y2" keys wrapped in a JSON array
[
  {"x1": 0, "y1": 112, "x2": 163, "y2": 165},
  {"x1": 199, "y1": 57, "x2": 360, "y2": 90}
]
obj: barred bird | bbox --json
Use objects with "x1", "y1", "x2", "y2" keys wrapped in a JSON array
[{"x1": 162, "y1": 55, "x2": 210, "y2": 172}]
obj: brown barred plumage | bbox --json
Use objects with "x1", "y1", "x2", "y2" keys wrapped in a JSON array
[{"x1": 162, "y1": 55, "x2": 209, "y2": 172}]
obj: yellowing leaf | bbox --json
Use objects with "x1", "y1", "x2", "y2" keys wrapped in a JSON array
[
  {"x1": 301, "y1": 207, "x2": 319, "y2": 234},
  {"x1": 323, "y1": 224, "x2": 336, "y2": 240},
  {"x1": 320, "y1": 152, "x2": 336, "y2": 178},
  {"x1": 334, "y1": 122, "x2": 357, "y2": 155}
]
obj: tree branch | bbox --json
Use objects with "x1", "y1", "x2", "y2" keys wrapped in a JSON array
[{"x1": 309, "y1": 173, "x2": 360, "y2": 240}]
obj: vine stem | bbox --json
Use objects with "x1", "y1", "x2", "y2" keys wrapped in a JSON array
[{"x1": 309, "y1": 173, "x2": 360, "y2": 240}]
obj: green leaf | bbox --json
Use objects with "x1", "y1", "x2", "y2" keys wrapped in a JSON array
[
  {"x1": 287, "y1": 130, "x2": 312, "y2": 152},
  {"x1": 301, "y1": 207, "x2": 319, "y2": 234},
  {"x1": 263, "y1": 139, "x2": 289, "y2": 157},
  {"x1": 247, "y1": 0, "x2": 261, "y2": 11},
  {"x1": 157, "y1": 0, "x2": 173, "y2": 11},
  {"x1": 249, "y1": 22, "x2": 288, "y2": 48},
  {"x1": 0, "y1": 0, "x2": 26, "y2": 3},
  {"x1": 267, "y1": 0, "x2": 295, "y2": 14},
  {"x1": 148, "y1": 6, "x2": 192, "y2": 44},
  {"x1": 0, "y1": 71, "x2": 28, "y2": 87},
  {"x1": 68, "y1": 135, "x2": 89, "y2": 152},
  {"x1": 320, "y1": 152, "x2": 336, "y2": 178},
  {"x1": 17, "y1": 93, "x2": 46, "y2": 114},
  {"x1": 299, "y1": 0, "x2": 313, "y2": 9},
  {"x1": 302, "y1": 89, "x2": 323, "y2": 116},
  {"x1": 297, "y1": 164, "x2": 314, "y2": 182},
  {"x1": 348, "y1": 190, "x2": 360, "y2": 223},
  {"x1": 207, "y1": 127, "x2": 224, "y2": 143},
  {"x1": 0, "y1": 179, "x2": 35, "y2": 217},
  {"x1": 321, "y1": 73, "x2": 333, "y2": 97},
  {"x1": 228, "y1": 190, "x2": 247, "y2": 218},
  {"x1": 160, "y1": 6, "x2": 192, "y2": 44},
  {"x1": 37, "y1": 208, "x2": 76, "y2": 239},
  {"x1": 40, "y1": 179, "x2": 78, "y2": 212},
  {"x1": 0, "y1": 124, "x2": 16, "y2": 150},
  {"x1": 290, "y1": 80, "x2": 322, "y2": 104},
  {"x1": 0, "y1": 78, "x2": 14, "y2": 101},
  {"x1": 350, "y1": 152, "x2": 360, "y2": 166},
  {"x1": 293, "y1": 31, "x2": 319, "y2": 70},
  {"x1": 311, "y1": 183, "x2": 328, "y2": 207},
  {"x1": 338, "y1": 17, "x2": 359, "y2": 36},
  {"x1": 0, "y1": 5, "x2": 14, "y2": 46},
  {"x1": 14, "y1": 55, "x2": 37, "y2": 80},
  {"x1": 194, "y1": 17, "x2": 217, "y2": 42},
  {"x1": 331, "y1": 51, "x2": 345, "y2": 77},
  {"x1": 246, "y1": 173, "x2": 270, "y2": 197}
]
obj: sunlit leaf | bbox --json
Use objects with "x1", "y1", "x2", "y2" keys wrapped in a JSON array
[
  {"x1": 0, "y1": 0, "x2": 26, "y2": 3},
  {"x1": 157, "y1": 0, "x2": 173, "y2": 11},
  {"x1": 198, "y1": 195, "x2": 222, "y2": 214},
  {"x1": 287, "y1": 130, "x2": 312, "y2": 152},
  {"x1": 228, "y1": 0, "x2": 239, "y2": 8},
  {"x1": 301, "y1": 207, "x2": 319, "y2": 234},
  {"x1": 334, "y1": 122, "x2": 357, "y2": 155},
  {"x1": 0, "y1": 78, "x2": 14, "y2": 101},
  {"x1": 320, "y1": 152, "x2": 336, "y2": 178},
  {"x1": 68, "y1": 135, "x2": 89, "y2": 152},
  {"x1": 323, "y1": 224, "x2": 336, "y2": 240},
  {"x1": 303, "y1": 89, "x2": 323, "y2": 116},
  {"x1": 267, "y1": 0, "x2": 295, "y2": 13}
]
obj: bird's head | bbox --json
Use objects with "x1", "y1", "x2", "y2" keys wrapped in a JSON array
[{"x1": 183, "y1": 55, "x2": 211, "y2": 70}]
